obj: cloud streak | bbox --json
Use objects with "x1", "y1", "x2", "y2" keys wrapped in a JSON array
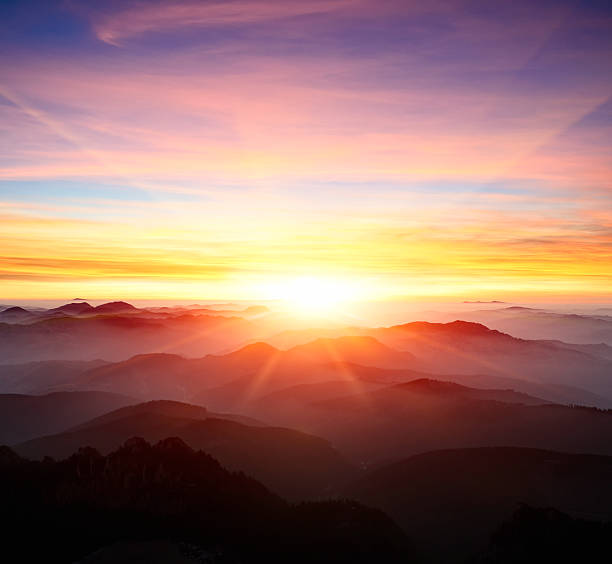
[
  {"x1": 92, "y1": 0, "x2": 356, "y2": 46},
  {"x1": 1, "y1": 0, "x2": 611, "y2": 300}
]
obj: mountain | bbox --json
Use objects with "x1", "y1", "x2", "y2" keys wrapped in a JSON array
[
  {"x1": 473, "y1": 505, "x2": 612, "y2": 564},
  {"x1": 93, "y1": 301, "x2": 139, "y2": 314},
  {"x1": 70, "y1": 399, "x2": 264, "y2": 430},
  {"x1": 49, "y1": 301, "x2": 95, "y2": 315},
  {"x1": 245, "y1": 377, "x2": 547, "y2": 434},
  {"x1": 0, "y1": 439, "x2": 412, "y2": 563},
  {"x1": 284, "y1": 336, "x2": 416, "y2": 368},
  {"x1": 427, "y1": 306, "x2": 612, "y2": 345},
  {"x1": 0, "y1": 312, "x2": 258, "y2": 363},
  {"x1": 388, "y1": 378, "x2": 548, "y2": 405},
  {"x1": 280, "y1": 321, "x2": 612, "y2": 401},
  {"x1": 347, "y1": 447, "x2": 612, "y2": 562},
  {"x1": 0, "y1": 359, "x2": 108, "y2": 394},
  {"x1": 15, "y1": 399, "x2": 354, "y2": 500},
  {"x1": 75, "y1": 353, "x2": 210, "y2": 401},
  {"x1": 0, "y1": 391, "x2": 136, "y2": 444},
  {"x1": 273, "y1": 380, "x2": 612, "y2": 464},
  {"x1": 265, "y1": 321, "x2": 612, "y2": 401},
  {"x1": 71, "y1": 337, "x2": 412, "y2": 405},
  {"x1": 5, "y1": 315, "x2": 612, "y2": 407},
  {"x1": 12, "y1": 329, "x2": 608, "y2": 411},
  {"x1": 318, "y1": 362, "x2": 611, "y2": 407},
  {"x1": 191, "y1": 337, "x2": 416, "y2": 413},
  {"x1": 74, "y1": 343, "x2": 279, "y2": 401},
  {"x1": 0, "y1": 306, "x2": 32, "y2": 323},
  {"x1": 369, "y1": 321, "x2": 612, "y2": 397}
]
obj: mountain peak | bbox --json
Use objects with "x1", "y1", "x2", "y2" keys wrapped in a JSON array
[
  {"x1": 0, "y1": 306, "x2": 30, "y2": 317},
  {"x1": 51, "y1": 302, "x2": 94, "y2": 314},
  {"x1": 154, "y1": 436, "x2": 194, "y2": 454},
  {"x1": 393, "y1": 320, "x2": 502, "y2": 336},
  {"x1": 232, "y1": 341, "x2": 279, "y2": 358},
  {"x1": 94, "y1": 301, "x2": 138, "y2": 313},
  {"x1": 396, "y1": 378, "x2": 471, "y2": 393}
]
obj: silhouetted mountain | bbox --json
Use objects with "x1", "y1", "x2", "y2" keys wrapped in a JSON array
[
  {"x1": 0, "y1": 391, "x2": 135, "y2": 444},
  {"x1": 50, "y1": 301, "x2": 95, "y2": 315},
  {"x1": 0, "y1": 313, "x2": 258, "y2": 363},
  {"x1": 348, "y1": 447, "x2": 612, "y2": 562},
  {"x1": 265, "y1": 321, "x2": 612, "y2": 402},
  {"x1": 430, "y1": 306, "x2": 612, "y2": 346},
  {"x1": 275, "y1": 380, "x2": 612, "y2": 463},
  {"x1": 391, "y1": 378, "x2": 548, "y2": 404},
  {"x1": 0, "y1": 305, "x2": 32, "y2": 322},
  {"x1": 251, "y1": 379, "x2": 388, "y2": 423},
  {"x1": 325, "y1": 321, "x2": 612, "y2": 401},
  {"x1": 16, "y1": 400, "x2": 354, "y2": 500},
  {"x1": 69, "y1": 399, "x2": 264, "y2": 429},
  {"x1": 246, "y1": 377, "x2": 546, "y2": 436},
  {"x1": 74, "y1": 344, "x2": 280, "y2": 401},
  {"x1": 0, "y1": 439, "x2": 412, "y2": 563},
  {"x1": 93, "y1": 301, "x2": 139, "y2": 313},
  {"x1": 275, "y1": 361, "x2": 611, "y2": 408},
  {"x1": 76, "y1": 353, "x2": 209, "y2": 401},
  {"x1": 71, "y1": 338, "x2": 411, "y2": 405},
  {"x1": 5, "y1": 313, "x2": 612, "y2": 406},
  {"x1": 472, "y1": 505, "x2": 612, "y2": 564},
  {"x1": 0, "y1": 359, "x2": 108, "y2": 394}
]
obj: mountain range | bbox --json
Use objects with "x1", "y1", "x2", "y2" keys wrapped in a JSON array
[
  {"x1": 348, "y1": 447, "x2": 612, "y2": 562},
  {"x1": 0, "y1": 438, "x2": 411, "y2": 563},
  {"x1": 15, "y1": 399, "x2": 353, "y2": 500}
]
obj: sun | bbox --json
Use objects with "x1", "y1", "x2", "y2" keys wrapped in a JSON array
[{"x1": 264, "y1": 276, "x2": 359, "y2": 316}]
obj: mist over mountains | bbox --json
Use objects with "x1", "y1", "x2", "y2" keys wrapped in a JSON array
[{"x1": 1, "y1": 299, "x2": 612, "y2": 562}]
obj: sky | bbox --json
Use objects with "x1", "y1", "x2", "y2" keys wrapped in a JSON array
[{"x1": 1, "y1": 0, "x2": 611, "y2": 302}]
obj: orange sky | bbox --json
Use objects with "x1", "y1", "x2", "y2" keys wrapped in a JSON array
[{"x1": 1, "y1": 0, "x2": 611, "y2": 301}]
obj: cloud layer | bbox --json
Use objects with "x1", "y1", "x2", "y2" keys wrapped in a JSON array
[{"x1": 0, "y1": 0, "x2": 611, "y2": 300}]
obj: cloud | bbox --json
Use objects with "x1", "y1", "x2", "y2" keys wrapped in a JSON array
[
  {"x1": 92, "y1": 0, "x2": 356, "y2": 46},
  {"x1": 2, "y1": 0, "x2": 611, "y2": 299}
]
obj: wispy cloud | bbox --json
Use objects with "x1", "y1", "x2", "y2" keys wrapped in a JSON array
[
  {"x1": 1, "y1": 0, "x2": 611, "y2": 299},
  {"x1": 92, "y1": 0, "x2": 356, "y2": 46}
]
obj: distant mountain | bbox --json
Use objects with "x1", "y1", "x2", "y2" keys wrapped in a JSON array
[
  {"x1": 0, "y1": 306, "x2": 32, "y2": 322},
  {"x1": 474, "y1": 505, "x2": 612, "y2": 564},
  {"x1": 93, "y1": 301, "x2": 139, "y2": 314},
  {"x1": 327, "y1": 362, "x2": 611, "y2": 407},
  {"x1": 70, "y1": 337, "x2": 412, "y2": 406},
  {"x1": 15, "y1": 399, "x2": 354, "y2": 500},
  {"x1": 366, "y1": 321, "x2": 612, "y2": 397},
  {"x1": 229, "y1": 376, "x2": 549, "y2": 433},
  {"x1": 285, "y1": 335, "x2": 416, "y2": 368},
  {"x1": 74, "y1": 344, "x2": 280, "y2": 401},
  {"x1": 0, "y1": 312, "x2": 258, "y2": 363},
  {"x1": 7, "y1": 326, "x2": 610, "y2": 412},
  {"x1": 0, "y1": 359, "x2": 108, "y2": 394},
  {"x1": 268, "y1": 379, "x2": 612, "y2": 464},
  {"x1": 5, "y1": 312, "x2": 612, "y2": 405},
  {"x1": 0, "y1": 391, "x2": 136, "y2": 444},
  {"x1": 1, "y1": 438, "x2": 412, "y2": 563},
  {"x1": 49, "y1": 301, "x2": 95, "y2": 315},
  {"x1": 347, "y1": 447, "x2": 612, "y2": 562},
  {"x1": 389, "y1": 378, "x2": 548, "y2": 405},
  {"x1": 251, "y1": 379, "x2": 388, "y2": 424},
  {"x1": 268, "y1": 321, "x2": 612, "y2": 401},
  {"x1": 428, "y1": 306, "x2": 612, "y2": 345},
  {"x1": 69, "y1": 399, "x2": 264, "y2": 430}
]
